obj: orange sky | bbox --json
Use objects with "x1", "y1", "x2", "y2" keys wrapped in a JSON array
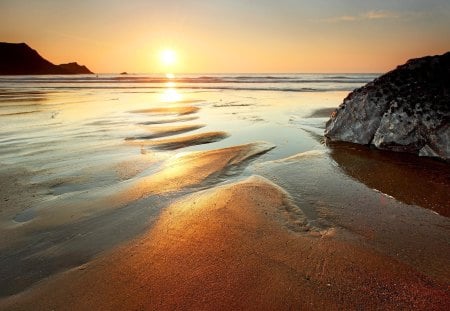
[{"x1": 1, "y1": 0, "x2": 450, "y2": 73}]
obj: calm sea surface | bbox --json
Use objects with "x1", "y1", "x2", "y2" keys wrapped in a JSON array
[{"x1": 0, "y1": 73, "x2": 377, "y2": 169}]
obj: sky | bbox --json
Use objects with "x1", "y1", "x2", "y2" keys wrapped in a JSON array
[{"x1": 1, "y1": 0, "x2": 450, "y2": 73}]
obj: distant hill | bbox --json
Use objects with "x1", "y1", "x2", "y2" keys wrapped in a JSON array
[
  {"x1": 58, "y1": 62, "x2": 93, "y2": 74},
  {"x1": 0, "y1": 42, "x2": 93, "y2": 75}
]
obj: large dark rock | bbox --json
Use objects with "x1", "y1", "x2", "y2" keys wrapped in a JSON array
[
  {"x1": 325, "y1": 52, "x2": 450, "y2": 161},
  {"x1": 0, "y1": 42, "x2": 93, "y2": 75}
]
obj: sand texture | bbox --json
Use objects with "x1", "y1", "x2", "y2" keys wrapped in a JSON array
[
  {"x1": 2, "y1": 176, "x2": 448, "y2": 310},
  {"x1": 1, "y1": 83, "x2": 449, "y2": 310}
]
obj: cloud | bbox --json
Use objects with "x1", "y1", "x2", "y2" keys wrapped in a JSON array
[
  {"x1": 364, "y1": 10, "x2": 399, "y2": 19},
  {"x1": 323, "y1": 10, "x2": 399, "y2": 23}
]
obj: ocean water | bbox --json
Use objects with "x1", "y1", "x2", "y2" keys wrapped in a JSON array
[
  {"x1": 0, "y1": 73, "x2": 377, "y2": 90},
  {"x1": 1, "y1": 73, "x2": 449, "y2": 297},
  {"x1": 0, "y1": 73, "x2": 377, "y2": 169}
]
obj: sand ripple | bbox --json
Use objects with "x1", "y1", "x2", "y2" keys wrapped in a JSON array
[
  {"x1": 138, "y1": 115, "x2": 199, "y2": 125},
  {"x1": 130, "y1": 106, "x2": 200, "y2": 116},
  {"x1": 12, "y1": 142, "x2": 276, "y2": 229},
  {"x1": 125, "y1": 124, "x2": 205, "y2": 140},
  {"x1": 3, "y1": 176, "x2": 448, "y2": 310},
  {"x1": 127, "y1": 131, "x2": 229, "y2": 150}
]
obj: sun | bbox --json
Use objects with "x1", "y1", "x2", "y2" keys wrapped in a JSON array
[{"x1": 160, "y1": 49, "x2": 177, "y2": 66}]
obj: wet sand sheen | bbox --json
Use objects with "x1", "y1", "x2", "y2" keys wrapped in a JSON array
[
  {"x1": 328, "y1": 142, "x2": 450, "y2": 216},
  {"x1": 130, "y1": 106, "x2": 200, "y2": 116},
  {"x1": 0, "y1": 110, "x2": 40, "y2": 116},
  {"x1": 305, "y1": 107, "x2": 336, "y2": 118},
  {"x1": 0, "y1": 142, "x2": 276, "y2": 296},
  {"x1": 251, "y1": 149, "x2": 450, "y2": 286},
  {"x1": 2, "y1": 176, "x2": 448, "y2": 310},
  {"x1": 138, "y1": 115, "x2": 199, "y2": 125},
  {"x1": 125, "y1": 124, "x2": 206, "y2": 140},
  {"x1": 7, "y1": 142, "x2": 275, "y2": 232},
  {"x1": 126, "y1": 131, "x2": 229, "y2": 150},
  {"x1": 1, "y1": 84, "x2": 449, "y2": 310}
]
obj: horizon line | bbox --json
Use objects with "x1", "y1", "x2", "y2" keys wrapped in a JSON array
[{"x1": 86, "y1": 72, "x2": 384, "y2": 75}]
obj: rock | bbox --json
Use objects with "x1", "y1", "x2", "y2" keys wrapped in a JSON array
[
  {"x1": 58, "y1": 62, "x2": 93, "y2": 74},
  {"x1": 0, "y1": 42, "x2": 93, "y2": 75},
  {"x1": 325, "y1": 52, "x2": 450, "y2": 161}
]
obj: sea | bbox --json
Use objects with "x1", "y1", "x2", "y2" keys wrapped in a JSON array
[{"x1": 0, "y1": 73, "x2": 377, "y2": 169}]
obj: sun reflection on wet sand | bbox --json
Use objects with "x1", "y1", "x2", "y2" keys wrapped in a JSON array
[
  {"x1": 161, "y1": 88, "x2": 182, "y2": 103},
  {"x1": 327, "y1": 141, "x2": 450, "y2": 216},
  {"x1": 5, "y1": 176, "x2": 449, "y2": 310},
  {"x1": 160, "y1": 74, "x2": 181, "y2": 102},
  {"x1": 1, "y1": 78, "x2": 449, "y2": 309}
]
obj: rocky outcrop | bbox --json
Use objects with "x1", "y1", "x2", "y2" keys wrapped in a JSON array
[
  {"x1": 0, "y1": 42, "x2": 93, "y2": 75},
  {"x1": 58, "y1": 62, "x2": 93, "y2": 74},
  {"x1": 325, "y1": 52, "x2": 450, "y2": 161}
]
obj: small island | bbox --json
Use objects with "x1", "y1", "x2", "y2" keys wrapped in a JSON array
[{"x1": 0, "y1": 42, "x2": 93, "y2": 75}]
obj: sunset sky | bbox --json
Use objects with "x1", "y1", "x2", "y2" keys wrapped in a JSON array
[{"x1": 1, "y1": 0, "x2": 450, "y2": 73}]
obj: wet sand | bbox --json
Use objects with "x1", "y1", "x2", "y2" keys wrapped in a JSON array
[
  {"x1": 0, "y1": 166, "x2": 46, "y2": 231},
  {"x1": 327, "y1": 141, "x2": 450, "y2": 216},
  {"x1": 127, "y1": 131, "x2": 229, "y2": 150},
  {"x1": 125, "y1": 124, "x2": 205, "y2": 140},
  {"x1": 130, "y1": 106, "x2": 200, "y2": 116},
  {"x1": 2, "y1": 176, "x2": 448, "y2": 310},
  {"x1": 305, "y1": 107, "x2": 336, "y2": 118},
  {"x1": 0, "y1": 143, "x2": 275, "y2": 253},
  {"x1": 138, "y1": 115, "x2": 199, "y2": 125},
  {"x1": 1, "y1": 88, "x2": 449, "y2": 310}
]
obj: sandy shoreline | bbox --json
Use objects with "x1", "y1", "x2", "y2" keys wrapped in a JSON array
[
  {"x1": 1, "y1": 87, "x2": 449, "y2": 310},
  {"x1": 2, "y1": 176, "x2": 448, "y2": 310},
  {"x1": 1, "y1": 143, "x2": 449, "y2": 309}
]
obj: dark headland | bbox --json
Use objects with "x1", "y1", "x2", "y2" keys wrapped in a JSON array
[{"x1": 0, "y1": 42, "x2": 93, "y2": 75}]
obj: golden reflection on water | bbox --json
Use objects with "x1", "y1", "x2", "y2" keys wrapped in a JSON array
[
  {"x1": 160, "y1": 74, "x2": 182, "y2": 102},
  {"x1": 327, "y1": 141, "x2": 450, "y2": 216},
  {"x1": 161, "y1": 88, "x2": 182, "y2": 103}
]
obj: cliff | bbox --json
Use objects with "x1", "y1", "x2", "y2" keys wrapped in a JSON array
[
  {"x1": 58, "y1": 62, "x2": 93, "y2": 74},
  {"x1": 325, "y1": 52, "x2": 450, "y2": 161},
  {"x1": 0, "y1": 42, "x2": 93, "y2": 75}
]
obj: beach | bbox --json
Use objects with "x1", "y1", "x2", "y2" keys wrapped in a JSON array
[{"x1": 0, "y1": 74, "x2": 449, "y2": 310}]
